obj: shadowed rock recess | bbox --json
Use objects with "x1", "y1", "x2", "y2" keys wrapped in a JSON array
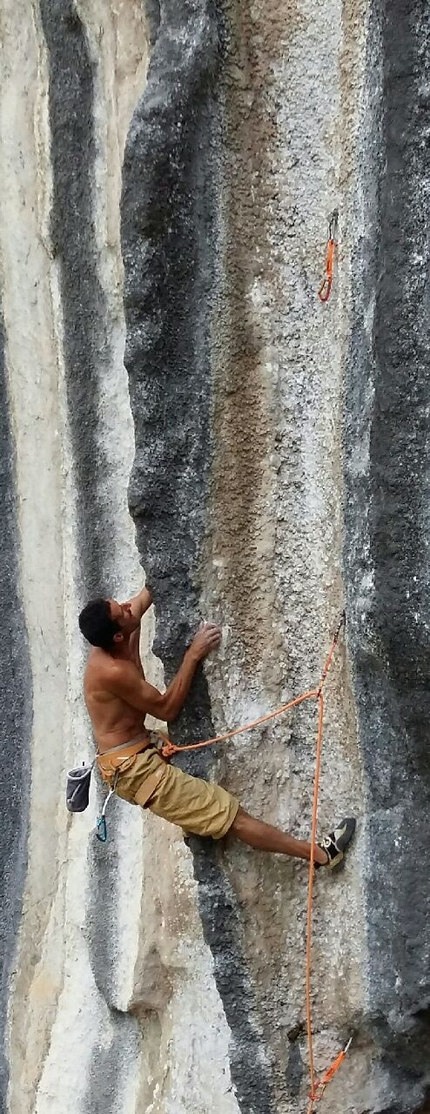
[{"x1": 0, "y1": 0, "x2": 428, "y2": 1111}]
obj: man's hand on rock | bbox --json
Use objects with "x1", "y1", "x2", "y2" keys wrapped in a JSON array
[{"x1": 190, "y1": 622, "x2": 222, "y2": 661}]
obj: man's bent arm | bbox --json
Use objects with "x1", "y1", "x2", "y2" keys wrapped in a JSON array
[
  {"x1": 108, "y1": 623, "x2": 221, "y2": 721},
  {"x1": 124, "y1": 586, "x2": 153, "y2": 623},
  {"x1": 108, "y1": 646, "x2": 200, "y2": 722},
  {"x1": 155, "y1": 644, "x2": 203, "y2": 721}
]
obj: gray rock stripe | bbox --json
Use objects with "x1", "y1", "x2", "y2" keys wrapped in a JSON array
[
  {"x1": 38, "y1": 0, "x2": 108, "y2": 596},
  {"x1": 38, "y1": 3, "x2": 137, "y2": 1109},
  {"x1": 345, "y1": 1, "x2": 430, "y2": 1108},
  {"x1": 190, "y1": 840, "x2": 277, "y2": 1114},
  {"x1": 121, "y1": 2, "x2": 276, "y2": 1110},
  {"x1": 0, "y1": 311, "x2": 32, "y2": 1108}
]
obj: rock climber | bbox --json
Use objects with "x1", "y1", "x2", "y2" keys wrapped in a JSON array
[{"x1": 79, "y1": 586, "x2": 355, "y2": 867}]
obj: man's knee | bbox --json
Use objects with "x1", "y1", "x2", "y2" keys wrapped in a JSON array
[{"x1": 229, "y1": 805, "x2": 251, "y2": 836}]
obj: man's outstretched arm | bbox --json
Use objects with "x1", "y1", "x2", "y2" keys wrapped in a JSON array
[
  {"x1": 108, "y1": 622, "x2": 221, "y2": 722},
  {"x1": 123, "y1": 586, "x2": 153, "y2": 623}
]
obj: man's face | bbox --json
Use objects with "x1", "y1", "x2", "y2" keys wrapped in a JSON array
[{"x1": 108, "y1": 599, "x2": 139, "y2": 636}]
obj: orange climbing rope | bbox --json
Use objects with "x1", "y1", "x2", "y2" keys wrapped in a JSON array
[
  {"x1": 158, "y1": 689, "x2": 319, "y2": 759},
  {"x1": 158, "y1": 611, "x2": 352, "y2": 1111},
  {"x1": 318, "y1": 210, "x2": 338, "y2": 303},
  {"x1": 305, "y1": 612, "x2": 352, "y2": 1113}
]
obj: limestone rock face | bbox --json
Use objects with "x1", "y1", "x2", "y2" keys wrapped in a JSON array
[{"x1": 0, "y1": 2, "x2": 429, "y2": 1113}]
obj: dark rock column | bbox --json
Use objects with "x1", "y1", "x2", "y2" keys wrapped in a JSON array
[
  {"x1": 345, "y1": 1, "x2": 430, "y2": 1109},
  {"x1": 121, "y1": 2, "x2": 277, "y2": 1109}
]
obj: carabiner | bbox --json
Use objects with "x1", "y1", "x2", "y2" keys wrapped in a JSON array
[
  {"x1": 96, "y1": 815, "x2": 107, "y2": 842},
  {"x1": 95, "y1": 774, "x2": 119, "y2": 842}
]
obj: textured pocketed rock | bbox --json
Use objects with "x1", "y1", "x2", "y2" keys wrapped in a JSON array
[{"x1": 0, "y1": 0, "x2": 428, "y2": 1111}]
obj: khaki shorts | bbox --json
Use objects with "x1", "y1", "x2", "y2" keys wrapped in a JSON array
[{"x1": 111, "y1": 744, "x2": 239, "y2": 840}]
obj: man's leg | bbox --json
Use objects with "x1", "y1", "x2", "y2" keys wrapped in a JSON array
[
  {"x1": 229, "y1": 808, "x2": 356, "y2": 868},
  {"x1": 230, "y1": 807, "x2": 328, "y2": 863},
  {"x1": 141, "y1": 756, "x2": 356, "y2": 866}
]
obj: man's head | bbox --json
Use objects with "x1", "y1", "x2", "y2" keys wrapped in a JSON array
[{"x1": 78, "y1": 597, "x2": 138, "y2": 650}]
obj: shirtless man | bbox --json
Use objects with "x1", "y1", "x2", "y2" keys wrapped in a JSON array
[{"x1": 79, "y1": 586, "x2": 355, "y2": 866}]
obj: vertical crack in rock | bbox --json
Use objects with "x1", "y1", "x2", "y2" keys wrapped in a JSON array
[
  {"x1": 38, "y1": 3, "x2": 137, "y2": 1106},
  {"x1": 121, "y1": 2, "x2": 276, "y2": 1109},
  {"x1": 0, "y1": 311, "x2": 32, "y2": 1104},
  {"x1": 345, "y1": 1, "x2": 430, "y2": 1109}
]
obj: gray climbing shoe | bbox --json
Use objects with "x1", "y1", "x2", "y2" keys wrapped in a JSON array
[{"x1": 317, "y1": 817, "x2": 356, "y2": 869}]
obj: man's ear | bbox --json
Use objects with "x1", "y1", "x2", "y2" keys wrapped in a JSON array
[{"x1": 113, "y1": 632, "x2": 124, "y2": 644}]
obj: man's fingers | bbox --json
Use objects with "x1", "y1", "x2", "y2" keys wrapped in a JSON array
[{"x1": 193, "y1": 622, "x2": 222, "y2": 656}]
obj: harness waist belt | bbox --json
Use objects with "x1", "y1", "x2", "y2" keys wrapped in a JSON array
[{"x1": 96, "y1": 735, "x2": 151, "y2": 778}]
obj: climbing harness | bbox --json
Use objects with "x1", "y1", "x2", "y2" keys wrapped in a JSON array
[
  {"x1": 66, "y1": 740, "x2": 143, "y2": 841},
  {"x1": 95, "y1": 741, "x2": 151, "y2": 842},
  {"x1": 157, "y1": 611, "x2": 351, "y2": 1111},
  {"x1": 318, "y1": 210, "x2": 338, "y2": 303}
]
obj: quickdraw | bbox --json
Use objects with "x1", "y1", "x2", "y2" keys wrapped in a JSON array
[
  {"x1": 318, "y1": 210, "x2": 338, "y2": 303},
  {"x1": 308, "y1": 1038, "x2": 353, "y2": 1108}
]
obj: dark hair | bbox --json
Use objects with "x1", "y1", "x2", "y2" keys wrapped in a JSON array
[{"x1": 78, "y1": 597, "x2": 120, "y2": 650}]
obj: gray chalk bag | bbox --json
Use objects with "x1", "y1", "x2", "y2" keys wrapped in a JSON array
[{"x1": 66, "y1": 765, "x2": 93, "y2": 813}]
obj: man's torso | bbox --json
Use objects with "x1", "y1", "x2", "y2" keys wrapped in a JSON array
[{"x1": 84, "y1": 628, "x2": 150, "y2": 753}]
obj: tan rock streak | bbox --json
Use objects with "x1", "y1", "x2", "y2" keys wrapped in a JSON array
[
  {"x1": 211, "y1": 2, "x2": 300, "y2": 681},
  {"x1": 205, "y1": 3, "x2": 367, "y2": 1111}
]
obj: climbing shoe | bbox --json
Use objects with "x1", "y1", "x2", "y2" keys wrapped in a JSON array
[{"x1": 317, "y1": 817, "x2": 356, "y2": 869}]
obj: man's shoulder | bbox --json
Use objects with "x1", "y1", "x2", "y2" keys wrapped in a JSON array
[{"x1": 85, "y1": 649, "x2": 131, "y2": 686}]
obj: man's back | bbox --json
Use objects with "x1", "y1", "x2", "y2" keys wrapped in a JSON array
[{"x1": 84, "y1": 645, "x2": 149, "y2": 752}]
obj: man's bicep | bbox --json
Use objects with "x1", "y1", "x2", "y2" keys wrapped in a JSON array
[{"x1": 136, "y1": 679, "x2": 168, "y2": 718}]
